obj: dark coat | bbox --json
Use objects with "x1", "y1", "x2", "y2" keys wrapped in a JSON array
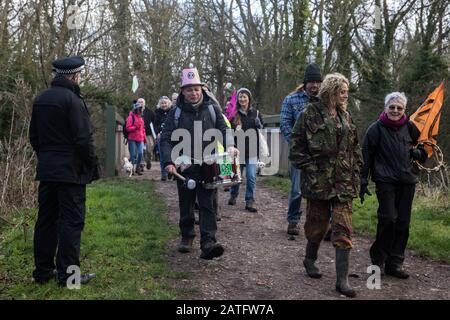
[
  {"x1": 29, "y1": 76, "x2": 99, "y2": 184},
  {"x1": 230, "y1": 106, "x2": 264, "y2": 160},
  {"x1": 361, "y1": 120, "x2": 423, "y2": 185},
  {"x1": 143, "y1": 107, "x2": 155, "y2": 137},
  {"x1": 154, "y1": 107, "x2": 172, "y2": 135},
  {"x1": 160, "y1": 90, "x2": 234, "y2": 178}
]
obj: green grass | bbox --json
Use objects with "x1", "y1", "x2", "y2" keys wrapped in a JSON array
[
  {"x1": 261, "y1": 176, "x2": 450, "y2": 263},
  {"x1": 0, "y1": 178, "x2": 183, "y2": 300}
]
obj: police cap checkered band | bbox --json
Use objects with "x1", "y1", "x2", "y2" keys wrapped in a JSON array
[{"x1": 52, "y1": 56, "x2": 85, "y2": 74}]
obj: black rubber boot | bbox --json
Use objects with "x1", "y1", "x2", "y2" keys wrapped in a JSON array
[
  {"x1": 335, "y1": 248, "x2": 356, "y2": 298},
  {"x1": 303, "y1": 242, "x2": 322, "y2": 278}
]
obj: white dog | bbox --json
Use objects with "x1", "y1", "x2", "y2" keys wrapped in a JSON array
[{"x1": 123, "y1": 157, "x2": 133, "y2": 177}]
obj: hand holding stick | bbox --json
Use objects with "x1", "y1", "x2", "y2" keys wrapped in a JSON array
[{"x1": 172, "y1": 171, "x2": 196, "y2": 190}]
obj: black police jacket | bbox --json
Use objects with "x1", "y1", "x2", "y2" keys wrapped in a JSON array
[
  {"x1": 361, "y1": 120, "x2": 422, "y2": 185},
  {"x1": 160, "y1": 90, "x2": 234, "y2": 178},
  {"x1": 29, "y1": 76, "x2": 99, "y2": 184}
]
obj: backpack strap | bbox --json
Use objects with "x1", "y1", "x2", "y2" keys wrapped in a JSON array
[
  {"x1": 208, "y1": 104, "x2": 216, "y2": 127},
  {"x1": 174, "y1": 106, "x2": 182, "y2": 128},
  {"x1": 174, "y1": 104, "x2": 216, "y2": 128}
]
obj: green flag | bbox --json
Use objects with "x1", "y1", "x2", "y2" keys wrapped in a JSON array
[{"x1": 132, "y1": 75, "x2": 139, "y2": 93}]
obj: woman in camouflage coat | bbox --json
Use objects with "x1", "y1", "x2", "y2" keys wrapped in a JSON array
[{"x1": 289, "y1": 73, "x2": 362, "y2": 298}]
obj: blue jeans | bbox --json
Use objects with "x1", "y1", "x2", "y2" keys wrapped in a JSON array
[
  {"x1": 230, "y1": 158, "x2": 257, "y2": 202},
  {"x1": 287, "y1": 164, "x2": 302, "y2": 223},
  {"x1": 128, "y1": 140, "x2": 144, "y2": 166},
  {"x1": 156, "y1": 139, "x2": 167, "y2": 177}
]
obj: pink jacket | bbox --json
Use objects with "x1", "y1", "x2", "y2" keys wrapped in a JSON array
[{"x1": 126, "y1": 112, "x2": 146, "y2": 143}]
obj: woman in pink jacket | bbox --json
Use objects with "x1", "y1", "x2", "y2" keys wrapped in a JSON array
[{"x1": 126, "y1": 102, "x2": 147, "y2": 175}]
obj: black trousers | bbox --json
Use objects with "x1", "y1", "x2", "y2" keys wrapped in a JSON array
[
  {"x1": 370, "y1": 182, "x2": 415, "y2": 269},
  {"x1": 33, "y1": 182, "x2": 86, "y2": 282},
  {"x1": 177, "y1": 180, "x2": 217, "y2": 247}
]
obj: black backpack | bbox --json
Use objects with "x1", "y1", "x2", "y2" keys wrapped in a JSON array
[{"x1": 122, "y1": 114, "x2": 135, "y2": 143}]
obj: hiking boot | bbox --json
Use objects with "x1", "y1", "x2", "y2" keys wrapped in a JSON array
[
  {"x1": 335, "y1": 248, "x2": 356, "y2": 298},
  {"x1": 161, "y1": 175, "x2": 167, "y2": 181},
  {"x1": 228, "y1": 195, "x2": 237, "y2": 205},
  {"x1": 303, "y1": 242, "x2": 322, "y2": 279},
  {"x1": 33, "y1": 269, "x2": 57, "y2": 284},
  {"x1": 385, "y1": 266, "x2": 409, "y2": 279},
  {"x1": 136, "y1": 165, "x2": 143, "y2": 176},
  {"x1": 178, "y1": 237, "x2": 194, "y2": 253},
  {"x1": 58, "y1": 273, "x2": 96, "y2": 288},
  {"x1": 245, "y1": 200, "x2": 258, "y2": 212},
  {"x1": 200, "y1": 241, "x2": 224, "y2": 260},
  {"x1": 287, "y1": 223, "x2": 300, "y2": 235},
  {"x1": 146, "y1": 160, "x2": 152, "y2": 170}
]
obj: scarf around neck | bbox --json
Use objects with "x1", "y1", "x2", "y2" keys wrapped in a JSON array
[
  {"x1": 191, "y1": 93, "x2": 204, "y2": 111},
  {"x1": 379, "y1": 111, "x2": 408, "y2": 131}
]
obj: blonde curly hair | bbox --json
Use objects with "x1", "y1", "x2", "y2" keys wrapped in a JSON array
[{"x1": 318, "y1": 73, "x2": 349, "y2": 111}]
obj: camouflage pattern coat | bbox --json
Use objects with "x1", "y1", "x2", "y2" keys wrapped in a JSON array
[{"x1": 289, "y1": 101, "x2": 363, "y2": 202}]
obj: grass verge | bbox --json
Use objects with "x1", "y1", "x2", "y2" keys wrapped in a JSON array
[{"x1": 0, "y1": 178, "x2": 182, "y2": 299}]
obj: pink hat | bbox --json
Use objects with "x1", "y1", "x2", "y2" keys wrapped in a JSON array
[{"x1": 180, "y1": 67, "x2": 203, "y2": 88}]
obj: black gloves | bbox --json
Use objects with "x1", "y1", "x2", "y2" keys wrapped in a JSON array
[
  {"x1": 410, "y1": 148, "x2": 422, "y2": 160},
  {"x1": 359, "y1": 184, "x2": 372, "y2": 204},
  {"x1": 410, "y1": 145, "x2": 427, "y2": 163}
]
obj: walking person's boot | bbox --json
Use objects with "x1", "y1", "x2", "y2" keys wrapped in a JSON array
[
  {"x1": 132, "y1": 164, "x2": 137, "y2": 176},
  {"x1": 200, "y1": 241, "x2": 224, "y2": 260},
  {"x1": 136, "y1": 165, "x2": 143, "y2": 176},
  {"x1": 245, "y1": 200, "x2": 258, "y2": 212},
  {"x1": 335, "y1": 248, "x2": 357, "y2": 298},
  {"x1": 385, "y1": 264, "x2": 409, "y2": 279},
  {"x1": 228, "y1": 194, "x2": 237, "y2": 205},
  {"x1": 303, "y1": 241, "x2": 322, "y2": 278},
  {"x1": 178, "y1": 237, "x2": 194, "y2": 253},
  {"x1": 287, "y1": 222, "x2": 300, "y2": 235}
]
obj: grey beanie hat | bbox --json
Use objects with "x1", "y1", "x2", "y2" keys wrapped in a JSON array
[{"x1": 237, "y1": 88, "x2": 253, "y2": 102}]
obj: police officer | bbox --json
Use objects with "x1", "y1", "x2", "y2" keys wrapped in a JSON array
[
  {"x1": 29, "y1": 56, "x2": 99, "y2": 286},
  {"x1": 160, "y1": 67, "x2": 238, "y2": 259}
]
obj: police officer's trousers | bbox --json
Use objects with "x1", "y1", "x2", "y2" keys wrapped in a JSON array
[{"x1": 33, "y1": 182, "x2": 86, "y2": 283}]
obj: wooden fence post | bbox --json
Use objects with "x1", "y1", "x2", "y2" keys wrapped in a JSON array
[{"x1": 105, "y1": 104, "x2": 116, "y2": 177}]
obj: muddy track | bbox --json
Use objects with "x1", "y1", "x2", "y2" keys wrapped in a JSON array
[{"x1": 140, "y1": 163, "x2": 450, "y2": 300}]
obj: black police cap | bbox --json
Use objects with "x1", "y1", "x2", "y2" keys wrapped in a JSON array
[{"x1": 52, "y1": 56, "x2": 85, "y2": 74}]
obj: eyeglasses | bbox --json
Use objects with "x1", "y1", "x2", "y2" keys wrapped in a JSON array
[{"x1": 388, "y1": 105, "x2": 405, "y2": 112}]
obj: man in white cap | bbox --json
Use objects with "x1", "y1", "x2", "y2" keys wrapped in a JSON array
[
  {"x1": 160, "y1": 66, "x2": 238, "y2": 259},
  {"x1": 29, "y1": 55, "x2": 98, "y2": 287}
]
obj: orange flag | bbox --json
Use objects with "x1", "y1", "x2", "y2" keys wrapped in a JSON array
[{"x1": 410, "y1": 83, "x2": 445, "y2": 157}]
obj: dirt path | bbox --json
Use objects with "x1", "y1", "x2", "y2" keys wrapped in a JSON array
[{"x1": 141, "y1": 162, "x2": 450, "y2": 300}]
